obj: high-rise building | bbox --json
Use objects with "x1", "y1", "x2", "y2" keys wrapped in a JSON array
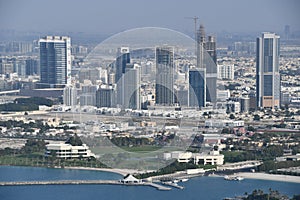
[
  {"x1": 205, "y1": 35, "x2": 217, "y2": 104},
  {"x1": 239, "y1": 96, "x2": 250, "y2": 113},
  {"x1": 78, "y1": 68, "x2": 100, "y2": 83},
  {"x1": 206, "y1": 36, "x2": 217, "y2": 63},
  {"x1": 0, "y1": 58, "x2": 14, "y2": 74},
  {"x1": 15, "y1": 60, "x2": 26, "y2": 77},
  {"x1": 80, "y1": 94, "x2": 96, "y2": 106},
  {"x1": 189, "y1": 68, "x2": 206, "y2": 107},
  {"x1": 196, "y1": 24, "x2": 206, "y2": 69},
  {"x1": 25, "y1": 58, "x2": 39, "y2": 76},
  {"x1": 196, "y1": 25, "x2": 217, "y2": 105},
  {"x1": 39, "y1": 36, "x2": 71, "y2": 88},
  {"x1": 249, "y1": 92, "x2": 257, "y2": 111},
  {"x1": 63, "y1": 86, "x2": 77, "y2": 106},
  {"x1": 115, "y1": 47, "x2": 130, "y2": 83},
  {"x1": 155, "y1": 46, "x2": 175, "y2": 105},
  {"x1": 256, "y1": 32, "x2": 280, "y2": 109},
  {"x1": 123, "y1": 64, "x2": 141, "y2": 110},
  {"x1": 108, "y1": 73, "x2": 115, "y2": 85},
  {"x1": 79, "y1": 83, "x2": 97, "y2": 106},
  {"x1": 96, "y1": 87, "x2": 115, "y2": 108},
  {"x1": 280, "y1": 92, "x2": 290, "y2": 106},
  {"x1": 218, "y1": 64, "x2": 234, "y2": 80},
  {"x1": 115, "y1": 47, "x2": 130, "y2": 106}
]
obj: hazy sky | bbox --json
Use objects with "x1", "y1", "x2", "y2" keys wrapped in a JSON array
[{"x1": 0, "y1": 0, "x2": 299, "y2": 34}]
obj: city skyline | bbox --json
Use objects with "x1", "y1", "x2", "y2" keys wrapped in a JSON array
[{"x1": 0, "y1": 0, "x2": 299, "y2": 35}]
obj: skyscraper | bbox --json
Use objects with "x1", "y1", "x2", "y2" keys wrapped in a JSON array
[
  {"x1": 196, "y1": 24, "x2": 206, "y2": 69},
  {"x1": 189, "y1": 68, "x2": 206, "y2": 107},
  {"x1": 115, "y1": 47, "x2": 130, "y2": 83},
  {"x1": 155, "y1": 46, "x2": 175, "y2": 105},
  {"x1": 39, "y1": 36, "x2": 71, "y2": 88},
  {"x1": 256, "y1": 32, "x2": 280, "y2": 109},
  {"x1": 115, "y1": 47, "x2": 130, "y2": 106},
  {"x1": 195, "y1": 25, "x2": 217, "y2": 105},
  {"x1": 204, "y1": 34, "x2": 217, "y2": 104},
  {"x1": 123, "y1": 64, "x2": 141, "y2": 110},
  {"x1": 206, "y1": 36, "x2": 217, "y2": 63}
]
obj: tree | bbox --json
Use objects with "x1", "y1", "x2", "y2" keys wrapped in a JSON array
[
  {"x1": 221, "y1": 128, "x2": 230, "y2": 134},
  {"x1": 229, "y1": 114, "x2": 235, "y2": 119},
  {"x1": 253, "y1": 114, "x2": 261, "y2": 121},
  {"x1": 247, "y1": 126, "x2": 255, "y2": 132},
  {"x1": 21, "y1": 139, "x2": 47, "y2": 153},
  {"x1": 66, "y1": 134, "x2": 83, "y2": 146}
]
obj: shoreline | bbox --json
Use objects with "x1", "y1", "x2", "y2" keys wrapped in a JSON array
[
  {"x1": 2, "y1": 165, "x2": 300, "y2": 184},
  {"x1": 64, "y1": 167, "x2": 300, "y2": 184}
]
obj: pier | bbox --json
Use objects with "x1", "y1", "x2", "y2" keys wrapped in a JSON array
[
  {"x1": 0, "y1": 180, "x2": 172, "y2": 191},
  {"x1": 161, "y1": 182, "x2": 184, "y2": 189}
]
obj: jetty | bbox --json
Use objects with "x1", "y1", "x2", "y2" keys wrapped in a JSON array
[
  {"x1": 0, "y1": 180, "x2": 172, "y2": 191},
  {"x1": 161, "y1": 181, "x2": 184, "y2": 189}
]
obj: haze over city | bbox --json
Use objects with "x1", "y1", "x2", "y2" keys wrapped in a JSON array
[{"x1": 0, "y1": 0, "x2": 299, "y2": 35}]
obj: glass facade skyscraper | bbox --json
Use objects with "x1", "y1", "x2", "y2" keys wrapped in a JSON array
[
  {"x1": 115, "y1": 47, "x2": 130, "y2": 83},
  {"x1": 189, "y1": 68, "x2": 206, "y2": 107},
  {"x1": 155, "y1": 46, "x2": 175, "y2": 105},
  {"x1": 124, "y1": 64, "x2": 141, "y2": 110},
  {"x1": 256, "y1": 32, "x2": 280, "y2": 109},
  {"x1": 39, "y1": 36, "x2": 71, "y2": 88},
  {"x1": 195, "y1": 25, "x2": 217, "y2": 106},
  {"x1": 115, "y1": 47, "x2": 130, "y2": 106}
]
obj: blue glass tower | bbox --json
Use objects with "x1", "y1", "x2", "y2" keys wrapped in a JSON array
[
  {"x1": 256, "y1": 32, "x2": 280, "y2": 109},
  {"x1": 189, "y1": 68, "x2": 206, "y2": 108},
  {"x1": 39, "y1": 36, "x2": 71, "y2": 88}
]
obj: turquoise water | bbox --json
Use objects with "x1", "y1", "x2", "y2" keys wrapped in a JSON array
[{"x1": 0, "y1": 166, "x2": 299, "y2": 200}]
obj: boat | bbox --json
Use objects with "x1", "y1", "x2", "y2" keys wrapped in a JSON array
[
  {"x1": 235, "y1": 176, "x2": 244, "y2": 181},
  {"x1": 224, "y1": 175, "x2": 244, "y2": 181},
  {"x1": 180, "y1": 178, "x2": 189, "y2": 182}
]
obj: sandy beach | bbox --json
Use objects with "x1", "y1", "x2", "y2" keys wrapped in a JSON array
[{"x1": 235, "y1": 172, "x2": 300, "y2": 183}]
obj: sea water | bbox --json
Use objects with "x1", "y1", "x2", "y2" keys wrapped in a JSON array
[{"x1": 0, "y1": 166, "x2": 299, "y2": 200}]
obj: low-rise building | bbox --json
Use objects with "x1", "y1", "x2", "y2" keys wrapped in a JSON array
[
  {"x1": 163, "y1": 150, "x2": 224, "y2": 165},
  {"x1": 163, "y1": 151, "x2": 193, "y2": 163},
  {"x1": 205, "y1": 119, "x2": 244, "y2": 128},
  {"x1": 45, "y1": 142, "x2": 95, "y2": 159},
  {"x1": 193, "y1": 151, "x2": 224, "y2": 165}
]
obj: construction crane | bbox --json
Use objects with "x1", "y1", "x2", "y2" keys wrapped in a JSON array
[
  {"x1": 185, "y1": 16, "x2": 199, "y2": 59},
  {"x1": 184, "y1": 16, "x2": 199, "y2": 41}
]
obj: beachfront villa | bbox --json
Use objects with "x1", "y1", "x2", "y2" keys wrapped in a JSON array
[
  {"x1": 193, "y1": 151, "x2": 224, "y2": 165},
  {"x1": 45, "y1": 142, "x2": 95, "y2": 159},
  {"x1": 163, "y1": 150, "x2": 224, "y2": 165}
]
